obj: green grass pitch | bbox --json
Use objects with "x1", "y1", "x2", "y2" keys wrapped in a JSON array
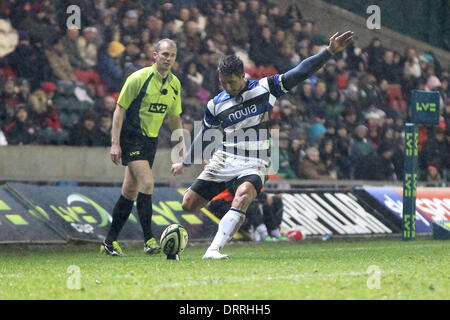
[{"x1": 0, "y1": 239, "x2": 448, "y2": 300}]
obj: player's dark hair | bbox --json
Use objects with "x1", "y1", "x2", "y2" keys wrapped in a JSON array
[{"x1": 217, "y1": 55, "x2": 244, "y2": 76}]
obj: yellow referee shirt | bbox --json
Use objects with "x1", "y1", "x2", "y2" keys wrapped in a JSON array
[{"x1": 117, "y1": 64, "x2": 182, "y2": 138}]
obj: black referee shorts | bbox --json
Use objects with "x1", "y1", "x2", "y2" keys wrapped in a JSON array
[{"x1": 120, "y1": 132, "x2": 158, "y2": 167}]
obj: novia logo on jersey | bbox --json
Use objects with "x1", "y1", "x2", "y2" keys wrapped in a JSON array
[{"x1": 228, "y1": 104, "x2": 257, "y2": 122}]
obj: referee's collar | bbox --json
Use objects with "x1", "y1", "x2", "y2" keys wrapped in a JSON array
[{"x1": 151, "y1": 64, "x2": 173, "y2": 82}]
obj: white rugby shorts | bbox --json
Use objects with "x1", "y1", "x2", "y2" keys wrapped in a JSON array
[{"x1": 198, "y1": 150, "x2": 269, "y2": 185}]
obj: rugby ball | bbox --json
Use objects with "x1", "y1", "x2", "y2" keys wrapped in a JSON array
[
  {"x1": 160, "y1": 224, "x2": 188, "y2": 256},
  {"x1": 286, "y1": 228, "x2": 305, "y2": 241}
]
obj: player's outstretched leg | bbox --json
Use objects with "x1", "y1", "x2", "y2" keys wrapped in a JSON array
[
  {"x1": 202, "y1": 208, "x2": 245, "y2": 260},
  {"x1": 203, "y1": 182, "x2": 257, "y2": 260}
]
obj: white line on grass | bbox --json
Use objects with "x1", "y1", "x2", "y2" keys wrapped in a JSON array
[{"x1": 147, "y1": 270, "x2": 398, "y2": 290}]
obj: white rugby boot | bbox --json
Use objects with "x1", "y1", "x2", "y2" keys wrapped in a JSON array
[{"x1": 202, "y1": 248, "x2": 230, "y2": 260}]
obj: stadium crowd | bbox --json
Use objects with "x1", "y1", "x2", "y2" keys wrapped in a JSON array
[{"x1": 0, "y1": 0, "x2": 449, "y2": 182}]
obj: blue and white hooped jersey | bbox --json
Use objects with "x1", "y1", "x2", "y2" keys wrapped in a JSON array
[{"x1": 203, "y1": 74, "x2": 288, "y2": 159}]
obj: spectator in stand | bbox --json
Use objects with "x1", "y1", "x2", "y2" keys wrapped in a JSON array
[
  {"x1": 69, "y1": 110, "x2": 99, "y2": 147},
  {"x1": 95, "y1": 95, "x2": 117, "y2": 115},
  {"x1": 204, "y1": 12, "x2": 226, "y2": 43},
  {"x1": 4, "y1": 106, "x2": 37, "y2": 145},
  {"x1": 344, "y1": 41, "x2": 365, "y2": 73},
  {"x1": 343, "y1": 82, "x2": 361, "y2": 111},
  {"x1": 297, "y1": 146, "x2": 337, "y2": 180},
  {"x1": 20, "y1": 2, "x2": 57, "y2": 47},
  {"x1": 60, "y1": 27, "x2": 87, "y2": 70},
  {"x1": 296, "y1": 80, "x2": 313, "y2": 116},
  {"x1": 301, "y1": 19, "x2": 327, "y2": 45},
  {"x1": 445, "y1": 129, "x2": 450, "y2": 180},
  {"x1": 93, "y1": 9, "x2": 118, "y2": 48},
  {"x1": 424, "y1": 75, "x2": 444, "y2": 108},
  {"x1": 308, "y1": 121, "x2": 327, "y2": 146},
  {"x1": 279, "y1": 100, "x2": 300, "y2": 129},
  {"x1": 323, "y1": 119, "x2": 337, "y2": 142},
  {"x1": 144, "y1": 15, "x2": 164, "y2": 44},
  {"x1": 285, "y1": 19, "x2": 302, "y2": 49},
  {"x1": 226, "y1": 10, "x2": 249, "y2": 49},
  {"x1": 372, "y1": 49, "x2": 402, "y2": 84},
  {"x1": 173, "y1": 7, "x2": 191, "y2": 34},
  {"x1": 354, "y1": 140, "x2": 398, "y2": 181},
  {"x1": 350, "y1": 125, "x2": 374, "y2": 178},
  {"x1": 180, "y1": 60, "x2": 206, "y2": 116},
  {"x1": 122, "y1": 43, "x2": 143, "y2": 77},
  {"x1": 334, "y1": 122, "x2": 353, "y2": 179},
  {"x1": 73, "y1": 27, "x2": 102, "y2": 88},
  {"x1": 139, "y1": 28, "x2": 152, "y2": 50},
  {"x1": 341, "y1": 108, "x2": 361, "y2": 137},
  {"x1": 0, "y1": 104, "x2": 7, "y2": 131},
  {"x1": 282, "y1": 3, "x2": 303, "y2": 28},
  {"x1": 260, "y1": 192, "x2": 286, "y2": 241},
  {"x1": 299, "y1": 19, "x2": 314, "y2": 42},
  {"x1": 403, "y1": 47, "x2": 422, "y2": 80},
  {"x1": 28, "y1": 85, "x2": 67, "y2": 145},
  {"x1": 424, "y1": 166, "x2": 442, "y2": 184},
  {"x1": 195, "y1": 47, "x2": 220, "y2": 96},
  {"x1": 273, "y1": 38, "x2": 300, "y2": 74},
  {"x1": 288, "y1": 134, "x2": 307, "y2": 174},
  {"x1": 319, "y1": 137, "x2": 338, "y2": 174},
  {"x1": 443, "y1": 99, "x2": 450, "y2": 131},
  {"x1": 364, "y1": 37, "x2": 384, "y2": 75},
  {"x1": 308, "y1": 79, "x2": 328, "y2": 120},
  {"x1": 267, "y1": 4, "x2": 284, "y2": 30},
  {"x1": 45, "y1": 37, "x2": 78, "y2": 82},
  {"x1": 249, "y1": 26, "x2": 277, "y2": 67},
  {"x1": 419, "y1": 126, "x2": 447, "y2": 179},
  {"x1": 379, "y1": 123, "x2": 404, "y2": 179},
  {"x1": 325, "y1": 86, "x2": 344, "y2": 121},
  {"x1": 276, "y1": 132, "x2": 298, "y2": 179},
  {"x1": 96, "y1": 112, "x2": 113, "y2": 147},
  {"x1": 121, "y1": 10, "x2": 141, "y2": 45},
  {"x1": 244, "y1": 0, "x2": 261, "y2": 29},
  {"x1": 1, "y1": 30, "x2": 51, "y2": 89},
  {"x1": 183, "y1": 20, "x2": 204, "y2": 55},
  {"x1": 440, "y1": 76, "x2": 449, "y2": 102},
  {"x1": 365, "y1": 109, "x2": 384, "y2": 148},
  {"x1": 17, "y1": 79, "x2": 31, "y2": 104},
  {"x1": 322, "y1": 59, "x2": 339, "y2": 89},
  {"x1": 0, "y1": 78, "x2": 19, "y2": 123},
  {"x1": 298, "y1": 41, "x2": 311, "y2": 61},
  {"x1": 359, "y1": 73, "x2": 384, "y2": 112},
  {"x1": 98, "y1": 41, "x2": 125, "y2": 93}
]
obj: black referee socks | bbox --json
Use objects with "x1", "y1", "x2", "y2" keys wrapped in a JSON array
[
  {"x1": 137, "y1": 192, "x2": 154, "y2": 242},
  {"x1": 105, "y1": 195, "x2": 134, "y2": 244}
]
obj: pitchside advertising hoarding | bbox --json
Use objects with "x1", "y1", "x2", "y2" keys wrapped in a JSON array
[
  {"x1": 1, "y1": 183, "x2": 222, "y2": 243},
  {"x1": 280, "y1": 190, "x2": 397, "y2": 236},
  {"x1": 0, "y1": 186, "x2": 64, "y2": 243},
  {"x1": 0, "y1": 183, "x2": 448, "y2": 243},
  {"x1": 357, "y1": 186, "x2": 450, "y2": 233}
]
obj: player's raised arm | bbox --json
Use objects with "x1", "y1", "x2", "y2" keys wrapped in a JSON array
[
  {"x1": 281, "y1": 31, "x2": 354, "y2": 91},
  {"x1": 171, "y1": 107, "x2": 220, "y2": 176}
]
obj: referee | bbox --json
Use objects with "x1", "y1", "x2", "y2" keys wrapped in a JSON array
[{"x1": 101, "y1": 39, "x2": 184, "y2": 256}]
